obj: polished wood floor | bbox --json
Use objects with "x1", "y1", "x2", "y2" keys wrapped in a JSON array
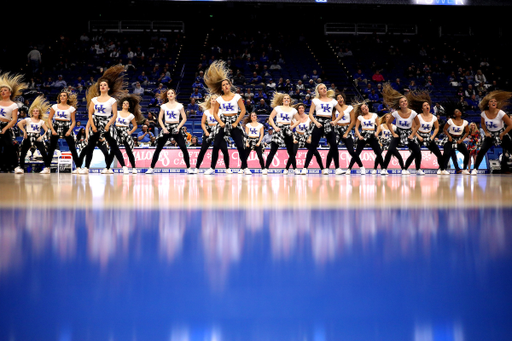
[{"x1": 2, "y1": 172, "x2": 512, "y2": 210}]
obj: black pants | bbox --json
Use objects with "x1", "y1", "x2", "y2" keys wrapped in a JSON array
[
  {"x1": 151, "y1": 132, "x2": 190, "y2": 169},
  {"x1": 403, "y1": 142, "x2": 422, "y2": 170},
  {"x1": 266, "y1": 137, "x2": 296, "y2": 169},
  {"x1": 474, "y1": 135, "x2": 512, "y2": 170},
  {"x1": 0, "y1": 130, "x2": 18, "y2": 170},
  {"x1": 443, "y1": 141, "x2": 469, "y2": 170},
  {"x1": 103, "y1": 132, "x2": 137, "y2": 168},
  {"x1": 350, "y1": 135, "x2": 384, "y2": 169},
  {"x1": 77, "y1": 143, "x2": 109, "y2": 168},
  {"x1": 47, "y1": 134, "x2": 80, "y2": 168},
  {"x1": 20, "y1": 139, "x2": 49, "y2": 168},
  {"x1": 304, "y1": 143, "x2": 324, "y2": 169},
  {"x1": 305, "y1": 125, "x2": 338, "y2": 169},
  {"x1": 196, "y1": 138, "x2": 229, "y2": 169},
  {"x1": 419, "y1": 142, "x2": 445, "y2": 171},
  {"x1": 212, "y1": 128, "x2": 247, "y2": 169},
  {"x1": 383, "y1": 137, "x2": 413, "y2": 170},
  {"x1": 245, "y1": 145, "x2": 265, "y2": 169},
  {"x1": 326, "y1": 136, "x2": 362, "y2": 169}
]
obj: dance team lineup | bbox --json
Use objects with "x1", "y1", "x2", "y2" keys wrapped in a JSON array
[{"x1": 1, "y1": 61, "x2": 511, "y2": 176}]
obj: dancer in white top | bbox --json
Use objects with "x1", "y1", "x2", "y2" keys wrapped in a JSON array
[
  {"x1": 473, "y1": 91, "x2": 512, "y2": 175},
  {"x1": 305, "y1": 84, "x2": 345, "y2": 175},
  {"x1": 290, "y1": 103, "x2": 323, "y2": 175},
  {"x1": 407, "y1": 90, "x2": 447, "y2": 175},
  {"x1": 15, "y1": 95, "x2": 51, "y2": 174},
  {"x1": 441, "y1": 109, "x2": 470, "y2": 174},
  {"x1": 196, "y1": 94, "x2": 231, "y2": 175},
  {"x1": 382, "y1": 84, "x2": 422, "y2": 175},
  {"x1": 244, "y1": 112, "x2": 265, "y2": 171},
  {"x1": 264, "y1": 92, "x2": 298, "y2": 175},
  {"x1": 146, "y1": 89, "x2": 191, "y2": 174},
  {"x1": 0, "y1": 72, "x2": 26, "y2": 172},
  {"x1": 109, "y1": 94, "x2": 142, "y2": 174},
  {"x1": 326, "y1": 93, "x2": 363, "y2": 174},
  {"x1": 204, "y1": 60, "x2": 250, "y2": 175},
  {"x1": 350, "y1": 101, "x2": 384, "y2": 175},
  {"x1": 81, "y1": 65, "x2": 127, "y2": 174},
  {"x1": 46, "y1": 91, "x2": 81, "y2": 171}
]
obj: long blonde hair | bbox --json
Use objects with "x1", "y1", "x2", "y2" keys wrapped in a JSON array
[
  {"x1": 204, "y1": 60, "x2": 233, "y2": 95},
  {"x1": 0, "y1": 71, "x2": 27, "y2": 100},
  {"x1": 270, "y1": 92, "x2": 294, "y2": 108},
  {"x1": 29, "y1": 95, "x2": 51, "y2": 124},
  {"x1": 313, "y1": 83, "x2": 335, "y2": 99},
  {"x1": 478, "y1": 90, "x2": 512, "y2": 111},
  {"x1": 199, "y1": 93, "x2": 218, "y2": 112},
  {"x1": 382, "y1": 83, "x2": 406, "y2": 110},
  {"x1": 406, "y1": 90, "x2": 432, "y2": 113},
  {"x1": 352, "y1": 100, "x2": 370, "y2": 117}
]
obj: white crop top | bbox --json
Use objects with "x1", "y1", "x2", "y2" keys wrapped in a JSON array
[
  {"x1": 115, "y1": 113, "x2": 134, "y2": 127},
  {"x1": 295, "y1": 118, "x2": 311, "y2": 134},
  {"x1": 247, "y1": 123, "x2": 263, "y2": 138},
  {"x1": 392, "y1": 110, "x2": 418, "y2": 130},
  {"x1": 313, "y1": 98, "x2": 338, "y2": 118},
  {"x1": 380, "y1": 124, "x2": 396, "y2": 139},
  {"x1": 204, "y1": 110, "x2": 218, "y2": 126},
  {"x1": 446, "y1": 119, "x2": 468, "y2": 136},
  {"x1": 0, "y1": 103, "x2": 19, "y2": 121},
  {"x1": 481, "y1": 110, "x2": 506, "y2": 132},
  {"x1": 162, "y1": 103, "x2": 183, "y2": 124},
  {"x1": 217, "y1": 94, "x2": 242, "y2": 116},
  {"x1": 358, "y1": 113, "x2": 378, "y2": 130},
  {"x1": 418, "y1": 114, "x2": 437, "y2": 133},
  {"x1": 52, "y1": 104, "x2": 76, "y2": 121},
  {"x1": 92, "y1": 97, "x2": 117, "y2": 117},
  {"x1": 335, "y1": 105, "x2": 353, "y2": 125},
  {"x1": 24, "y1": 118, "x2": 44, "y2": 134},
  {"x1": 275, "y1": 106, "x2": 297, "y2": 124}
]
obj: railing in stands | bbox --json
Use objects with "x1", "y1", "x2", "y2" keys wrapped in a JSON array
[
  {"x1": 88, "y1": 20, "x2": 185, "y2": 33},
  {"x1": 324, "y1": 23, "x2": 417, "y2": 35},
  {"x1": 176, "y1": 64, "x2": 186, "y2": 96}
]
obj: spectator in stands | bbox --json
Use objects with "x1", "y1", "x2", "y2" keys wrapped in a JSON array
[
  {"x1": 458, "y1": 96, "x2": 469, "y2": 112},
  {"x1": 303, "y1": 94, "x2": 312, "y2": 107},
  {"x1": 244, "y1": 88, "x2": 255, "y2": 101},
  {"x1": 147, "y1": 112, "x2": 157, "y2": 133},
  {"x1": 27, "y1": 46, "x2": 42, "y2": 75},
  {"x1": 254, "y1": 98, "x2": 270, "y2": 115},
  {"x1": 296, "y1": 80, "x2": 305, "y2": 92},
  {"x1": 254, "y1": 89, "x2": 268, "y2": 103},
  {"x1": 467, "y1": 94, "x2": 479, "y2": 110},
  {"x1": 138, "y1": 72, "x2": 149, "y2": 86},
  {"x1": 368, "y1": 89, "x2": 380, "y2": 105},
  {"x1": 392, "y1": 78, "x2": 404, "y2": 92},
  {"x1": 372, "y1": 70, "x2": 385, "y2": 83},
  {"x1": 189, "y1": 136, "x2": 200, "y2": 147},
  {"x1": 284, "y1": 79, "x2": 294, "y2": 93},
  {"x1": 250, "y1": 72, "x2": 263, "y2": 86},
  {"x1": 353, "y1": 69, "x2": 367, "y2": 86},
  {"x1": 406, "y1": 80, "x2": 417, "y2": 92},
  {"x1": 132, "y1": 82, "x2": 144, "y2": 95},
  {"x1": 328, "y1": 83, "x2": 338, "y2": 94},
  {"x1": 363, "y1": 83, "x2": 373, "y2": 97},
  {"x1": 54, "y1": 75, "x2": 67, "y2": 89},
  {"x1": 73, "y1": 121, "x2": 83, "y2": 135},
  {"x1": 153, "y1": 83, "x2": 166, "y2": 96},
  {"x1": 476, "y1": 82, "x2": 486, "y2": 95},
  {"x1": 192, "y1": 79, "x2": 204, "y2": 92},
  {"x1": 270, "y1": 60, "x2": 281, "y2": 70},
  {"x1": 262, "y1": 128, "x2": 273, "y2": 147},
  {"x1": 433, "y1": 102, "x2": 445, "y2": 116},
  {"x1": 487, "y1": 80, "x2": 500, "y2": 92},
  {"x1": 311, "y1": 70, "x2": 319, "y2": 81},
  {"x1": 190, "y1": 88, "x2": 203, "y2": 101},
  {"x1": 233, "y1": 70, "x2": 246, "y2": 85},
  {"x1": 183, "y1": 126, "x2": 192, "y2": 145},
  {"x1": 158, "y1": 72, "x2": 171, "y2": 87},
  {"x1": 186, "y1": 98, "x2": 200, "y2": 116},
  {"x1": 465, "y1": 84, "x2": 476, "y2": 98},
  {"x1": 475, "y1": 70, "x2": 487, "y2": 84},
  {"x1": 266, "y1": 78, "x2": 276, "y2": 92},
  {"x1": 137, "y1": 125, "x2": 154, "y2": 145},
  {"x1": 245, "y1": 99, "x2": 254, "y2": 113}
]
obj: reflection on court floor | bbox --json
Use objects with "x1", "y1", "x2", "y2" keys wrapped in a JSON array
[{"x1": 1, "y1": 173, "x2": 512, "y2": 340}]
